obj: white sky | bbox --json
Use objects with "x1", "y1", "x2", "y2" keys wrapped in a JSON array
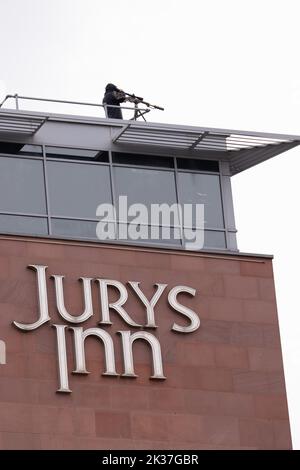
[{"x1": 0, "y1": 0, "x2": 300, "y2": 448}]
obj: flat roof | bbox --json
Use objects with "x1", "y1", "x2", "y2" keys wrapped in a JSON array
[{"x1": 0, "y1": 107, "x2": 299, "y2": 175}]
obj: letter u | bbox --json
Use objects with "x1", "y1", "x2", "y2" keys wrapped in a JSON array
[{"x1": 52, "y1": 275, "x2": 94, "y2": 323}]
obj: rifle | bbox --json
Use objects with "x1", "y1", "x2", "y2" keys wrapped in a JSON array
[{"x1": 120, "y1": 90, "x2": 164, "y2": 111}]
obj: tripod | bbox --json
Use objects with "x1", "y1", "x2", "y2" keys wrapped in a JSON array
[{"x1": 132, "y1": 102, "x2": 151, "y2": 121}]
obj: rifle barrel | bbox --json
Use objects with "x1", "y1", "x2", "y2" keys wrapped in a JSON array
[
  {"x1": 122, "y1": 91, "x2": 164, "y2": 111},
  {"x1": 123, "y1": 91, "x2": 144, "y2": 101}
]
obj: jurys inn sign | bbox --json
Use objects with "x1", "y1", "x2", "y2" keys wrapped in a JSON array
[{"x1": 8, "y1": 265, "x2": 200, "y2": 393}]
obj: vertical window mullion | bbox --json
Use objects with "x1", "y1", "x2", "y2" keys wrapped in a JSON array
[
  {"x1": 109, "y1": 150, "x2": 118, "y2": 240},
  {"x1": 42, "y1": 145, "x2": 52, "y2": 235},
  {"x1": 218, "y1": 162, "x2": 229, "y2": 249},
  {"x1": 173, "y1": 157, "x2": 184, "y2": 248}
]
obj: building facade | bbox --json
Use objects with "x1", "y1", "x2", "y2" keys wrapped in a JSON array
[{"x1": 0, "y1": 104, "x2": 297, "y2": 449}]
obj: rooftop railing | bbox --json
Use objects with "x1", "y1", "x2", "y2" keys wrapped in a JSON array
[{"x1": 0, "y1": 93, "x2": 151, "y2": 120}]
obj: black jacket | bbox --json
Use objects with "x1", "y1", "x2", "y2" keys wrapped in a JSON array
[{"x1": 103, "y1": 85, "x2": 126, "y2": 119}]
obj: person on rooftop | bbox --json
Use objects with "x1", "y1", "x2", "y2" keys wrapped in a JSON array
[{"x1": 103, "y1": 83, "x2": 127, "y2": 119}]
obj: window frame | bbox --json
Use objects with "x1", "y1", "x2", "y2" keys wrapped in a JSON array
[{"x1": 0, "y1": 143, "x2": 235, "y2": 251}]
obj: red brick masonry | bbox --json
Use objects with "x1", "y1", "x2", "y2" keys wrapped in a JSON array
[{"x1": 0, "y1": 236, "x2": 291, "y2": 449}]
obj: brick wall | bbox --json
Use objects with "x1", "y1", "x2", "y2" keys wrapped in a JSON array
[{"x1": 0, "y1": 236, "x2": 291, "y2": 449}]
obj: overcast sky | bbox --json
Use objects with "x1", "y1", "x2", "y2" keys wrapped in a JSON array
[{"x1": 1, "y1": 0, "x2": 300, "y2": 448}]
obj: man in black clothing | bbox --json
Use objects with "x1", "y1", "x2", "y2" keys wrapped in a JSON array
[{"x1": 103, "y1": 83, "x2": 126, "y2": 119}]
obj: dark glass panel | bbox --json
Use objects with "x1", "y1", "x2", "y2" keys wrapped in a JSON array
[
  {"x1": 51, "y1": 219, "x2": 100, "y2": 239},
  {"x1": 0, "y1": 142, "x2": 42, "y2": 156},
  {"x1": 204, "y1": 230, "x2": 226, "y2": 248},
  {"x1": 46, "y1": 146, "x2": 109, "y2": 162},
  {"x1": 114, "y1": 167, "x2": 178, "y2": 225},
  {"x1": 178, "y1": 172, "x2": 224, "y2": 228},
  {"x1": 118, "y1": 223, "x2": 181, "y2": 246},
  {"x1": 0, "y1": 157, "x2": 46, "y2": 214},
  {"x1": 47, "y1": 162, "x2": 111, "y2": 218},
  {"x1": 177, "y1": 158, "x2": 219, "y2": 172},
  {"x1": 183, "y1": 229, "x2": 226, "y2": 250},
  {"x1": 0, "y1": 214, "x2": 48, "y2": 235}
]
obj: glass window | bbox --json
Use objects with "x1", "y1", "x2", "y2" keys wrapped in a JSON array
[
  {"x1": 0, "y1": 157, "x2": 46, "y2": 214},
  {"x1": 204, "y1": 230, "x2": 226, "y2": 248},
  {"x1": 117, "y1": 223, "x2": 181, "y2": 246},
  {"x1": 0, "y1": 142, "x2": 42, "y2": 156},
  {"x1": 204, "y1": 230, "x2": 226, "y2": 249},
  {"x1": 183, "y1": 229, "x2": 226, "y2": 250},
  {"x1": 46, "y1": 146, "x2": 109, "y2": 162},
  {"x1": 178, "y1": 173, "x2": 224, "y2": 228},
  {"x1": 112, "y1": 152, "x2": 174, "y2": 168},
  {"x1": 47, "y1": 162, "x2": 112, "y2": 219},
  {"x1": 51, "y1": 219, "x2": 102, "y2": 239},
  {"x1": 0, "y1": 214, "x2": 48, "y2": 236},
  {"x1": 177, "y1": 158, "x2": 219, "y2": 172},
  {"x1": 113, "y1": 167, "x2": 178, "y2": 224}
]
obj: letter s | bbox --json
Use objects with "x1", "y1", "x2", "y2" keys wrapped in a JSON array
[{"x1": 168, "y1": 285, "x2": 200, "y2": 333}]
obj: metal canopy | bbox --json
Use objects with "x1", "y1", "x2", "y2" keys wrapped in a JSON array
[
  {"x1": 0, "y1": 111, "x2": 47, "y2": 135},
  {"x1": 113, "y1": 123, "x2": 300, "y2": 174},
  {"x1": 113, "y1": 124, "x2": 228, "y2": 150},
  {"x1": 0, "y1": 105, "x2": 299, "y2": 175}
]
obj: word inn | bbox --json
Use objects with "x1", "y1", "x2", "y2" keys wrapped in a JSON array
[{"x1": 13, "y1": 265, "x2": 200, "y2": 393}]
